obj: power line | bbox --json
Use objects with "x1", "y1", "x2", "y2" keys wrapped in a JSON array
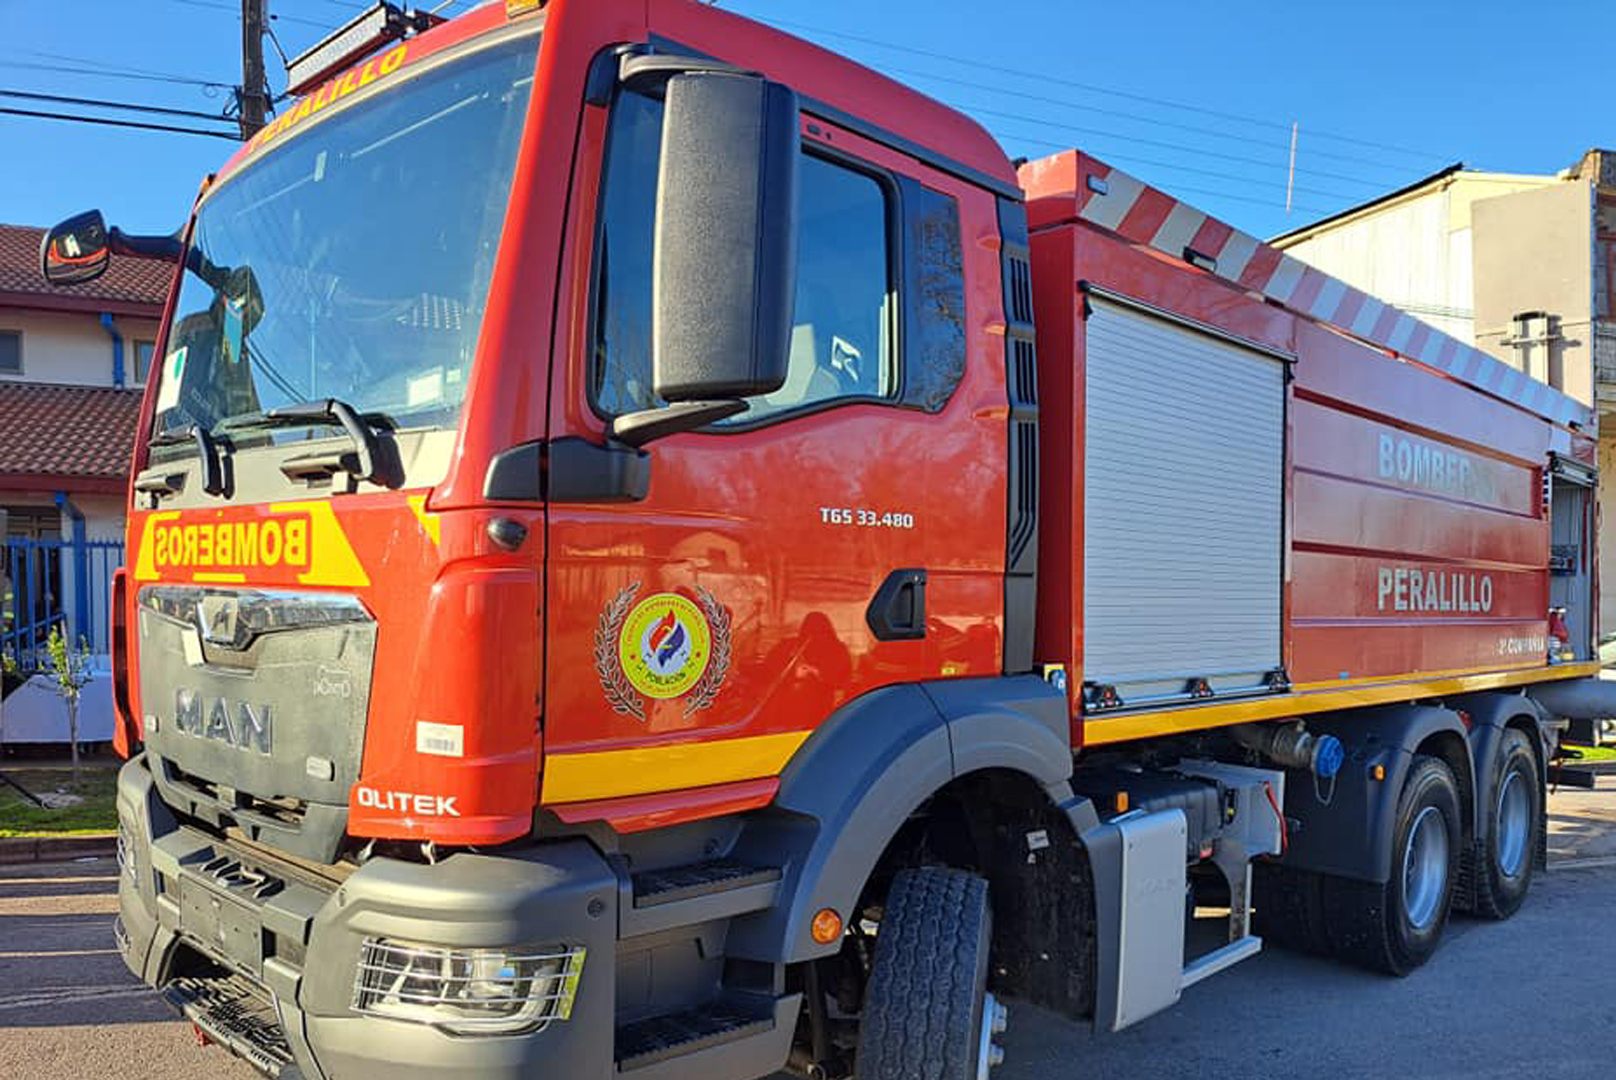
[
  {"x1": 889, "y1": 65, "x2": 1431, "y2": 178},
  {"x1": 0, "y1": 59, "x2": 231, "y2": 91},
  {"x1": 164, "y1": 0, "x2": 329, "y2": 30},
  {"x1": 987, "y1": 123, "x2": 1347, "y2": 208},
  {"x1": 0, "y1": 106, "x2": 241, "y2": 139},
  {"x1": 0, "y1": 89, "x2": 233, "y2": 124},
  {"x1": 19, "y1": 50, "x2": 236, "y2": 88},
  {"x1": 956, "y1": 99, "x2": 1392, "y2": 189},
  {"x1": 752, "y1": 14, "x2": 1454, "y2": 165}
]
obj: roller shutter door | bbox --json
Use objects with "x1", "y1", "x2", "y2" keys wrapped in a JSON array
[{"x1": 1083, "y1": 297, "x2": 1285, "y2": 703}]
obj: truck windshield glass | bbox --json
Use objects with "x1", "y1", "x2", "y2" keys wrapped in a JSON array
[{"x1": 151, "y1": 34, "x2": 538, "y2": 450}]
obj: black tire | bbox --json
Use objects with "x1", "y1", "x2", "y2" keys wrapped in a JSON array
[
  {"x1": 857, "y1": 867, "x2": 991, "y2": 1080},
  {"x1": 1252, "y1": 862, "x2": 1329, "y2": 956},
  {"x1": 1474, "y1": 729, "x2": 1540, "y2": 919},
  {"x1": 1322, "y1": 755, "x2": 1462, "y2": 975}
]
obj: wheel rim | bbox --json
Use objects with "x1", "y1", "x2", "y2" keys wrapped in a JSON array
[
  {"x1": 1495, "y1": 769, "x2": 1531, "y2": 878},
  {"x1": 1402, "y1": 805, "x2": 1449, "y2": 931}
]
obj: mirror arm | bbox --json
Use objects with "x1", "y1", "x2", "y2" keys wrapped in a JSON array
[
  {"x1": 610, "y1": 400, "x2": 747, "y2": 448},
  {"x1": 107, "y1": 227, "x2": 184, "y2": 264}
]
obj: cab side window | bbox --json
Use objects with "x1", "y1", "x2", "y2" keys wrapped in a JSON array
[{"x1": 592, "y1": 90, "x2": 895, "y2": 424}]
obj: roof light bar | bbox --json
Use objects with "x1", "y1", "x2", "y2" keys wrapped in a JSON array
[{"x1": 284, "y1": 3, "x2": 443, "y2": 98}]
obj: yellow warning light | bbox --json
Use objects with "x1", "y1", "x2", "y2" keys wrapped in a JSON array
[
  {"x1": 1373, "y1": 764, "x2": 1387, "y2": 781},
  {"x1": 811, "y1": 908, "x2": 843, "y2": 944},
  {"x1": 506, "y1": 0, "x2": 544, "y2": 16},
  {"x1": 1113, "y1": 791, "x2": 1130, "y2": 814}
]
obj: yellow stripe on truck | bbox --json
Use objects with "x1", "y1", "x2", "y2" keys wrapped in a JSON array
[
  {"x1": 1085, "y1": 661, "x2": 1603, "y2": 746},
  {"x1": 541, "y1": 730, "x2": 812, "y2": 803}
]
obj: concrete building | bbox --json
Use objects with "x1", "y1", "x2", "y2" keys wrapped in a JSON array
[
  {"x1": 0, "y1": 222, "x2": 168, "y2": 665},
  {"x1": 1273, "y1": 150, "x2": 1616, "y2": 633}
]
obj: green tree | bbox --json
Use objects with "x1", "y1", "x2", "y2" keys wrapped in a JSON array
[{"x1": 45, "y1": 625, "x2": 94, "y2": 782}]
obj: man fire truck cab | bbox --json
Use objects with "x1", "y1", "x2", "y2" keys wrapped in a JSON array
[{"x1": 45, "y1": 1, "x2": 1616, "y2": 1078}]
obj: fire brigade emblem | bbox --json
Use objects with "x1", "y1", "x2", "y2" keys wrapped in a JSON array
[{"x1": 595, "y1": 584, "x2": 731, "y2": 719}]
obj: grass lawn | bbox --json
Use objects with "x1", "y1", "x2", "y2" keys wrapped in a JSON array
[{"x1": 0, "y1": 766, "x2": 119, "y2": 837}]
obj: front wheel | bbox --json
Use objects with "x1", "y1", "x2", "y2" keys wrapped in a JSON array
[{"x1": 856, "y1": 867, "x2": 1000, "y2": 1080}]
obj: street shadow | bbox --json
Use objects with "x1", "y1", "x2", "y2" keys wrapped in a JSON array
[
  {"x1": 0, "y1": 911, "x2": 173, "y2": 1028},
  {"x1": 0, "y1": 877, "x2": 118, "y2": 899}
]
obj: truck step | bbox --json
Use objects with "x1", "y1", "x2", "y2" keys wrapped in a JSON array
[
  {"x1": 163, "y1": 973, "x2": 302, "y2": 1080},
  {"x1": 616, "y1": 998, "x2": 775, "y2": 1069},
  {"x1": 631, "y1": 858, "x2": 780, "y2": 908},
  {"x1": 621, "y1": 859, "x2": 783, "y2": 938}
]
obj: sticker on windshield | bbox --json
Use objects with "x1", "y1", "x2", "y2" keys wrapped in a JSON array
[
  {"x1": 155, "y1": 346, "x2": 187, "y2": 413},
  {"x1": 222, "y1": 299, "x2": 244, "y2": 367}
]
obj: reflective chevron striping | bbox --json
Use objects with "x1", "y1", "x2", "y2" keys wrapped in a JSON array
[{"x1": 1071, "y1": 158, "x2": 1592, "y2": 429}]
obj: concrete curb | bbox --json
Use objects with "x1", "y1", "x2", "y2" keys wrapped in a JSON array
[{"x1": 0, "y1": 834, "x2": 117, "y2": 865}]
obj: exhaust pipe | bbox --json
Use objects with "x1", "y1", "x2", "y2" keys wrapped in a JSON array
[{"x1": 1524, "y1": 677, "x2": 1616, "y2": 721}]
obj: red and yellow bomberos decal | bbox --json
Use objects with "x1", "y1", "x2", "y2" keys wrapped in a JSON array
[
  {"x1": 247, "y1": 43, "x2": 409, "y2": 154},
  {"x1": 132, "y1": 501, "x2": 370, "y2": 587}
]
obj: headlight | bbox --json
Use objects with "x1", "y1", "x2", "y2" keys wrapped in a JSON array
[{"x1": 352, "y1": 937, "x2": 585, "y2": 1035}]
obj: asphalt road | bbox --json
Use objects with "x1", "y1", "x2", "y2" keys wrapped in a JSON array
[{"x1": 4, "y1": 796, "x2": 1614, "y2": 1080}]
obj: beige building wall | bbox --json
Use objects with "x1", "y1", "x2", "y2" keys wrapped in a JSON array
[
  {"x1": 0, "y1": 308, "x2": 162, "y2": 388},
  {"x1": 1275, "y1": 172, "x2": 1553, "y2": 344},
  {"x1": 1472, "y1": 181, "x2": 1597, "y2": 405}
]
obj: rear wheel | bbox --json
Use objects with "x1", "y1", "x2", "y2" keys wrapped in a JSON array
[
  {"x1": 1474, "y1": 729, "x2": 1540, "y2": 919},
  {"x1": 856, "y1": 867, "x2": 999, "y2": 1080},
  {"x1": 1323, "y1": 755, "x2": 1462, "y2": 975}
]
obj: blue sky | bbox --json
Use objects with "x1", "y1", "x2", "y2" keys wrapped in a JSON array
[{"x1": 2, "y1": 0, "x2": 1610, "y2": 238}]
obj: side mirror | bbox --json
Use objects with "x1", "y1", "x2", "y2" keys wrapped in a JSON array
[
  {"x1": 41, "y1": 210, "x2": 111, "y2": 285},
  {"x1": 650, "y1": 72, "x2": 799, "y2": 405}
]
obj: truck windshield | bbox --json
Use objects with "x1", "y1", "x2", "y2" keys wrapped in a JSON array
[{"x1": 150, "y1": 32, "x2": 538, "y2": 453}]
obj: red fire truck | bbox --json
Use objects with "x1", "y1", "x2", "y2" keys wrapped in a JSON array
[{"x1": 42, "y1": 2, "x2": 1614, "y2": 1078}]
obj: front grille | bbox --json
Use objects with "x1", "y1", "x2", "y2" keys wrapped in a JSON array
[{"x1": 137, "y1": 584, "x2": 376, "y2": 862}]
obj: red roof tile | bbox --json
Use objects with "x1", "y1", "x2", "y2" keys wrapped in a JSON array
[
  {"x1": 0, "y1": 224, "x2": 171, "y2": 310},
  {"x1": 0, "y1": 383, "x2": 143, "y2": 480}
]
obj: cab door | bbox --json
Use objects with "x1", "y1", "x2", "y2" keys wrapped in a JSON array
[{"x1": 537, "y1": 80, "x2": 1010, "y2": 806}]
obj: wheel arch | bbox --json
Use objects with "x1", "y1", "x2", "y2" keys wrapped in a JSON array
[
  {"x1": 727, "y1": 676, "x2": 1092, "y2": 967},
  {"x1": 1279, "y1": 704, "x2": 1470, "y2": 883}
]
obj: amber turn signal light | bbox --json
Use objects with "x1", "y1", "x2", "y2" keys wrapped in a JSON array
[{"x1": 811, "y1": 908, "x2": 843, "y2": 944}]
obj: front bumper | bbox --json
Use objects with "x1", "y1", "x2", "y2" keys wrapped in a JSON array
[{"x1": 115, "y1": 754, "x2": 618, "y2": 1080}]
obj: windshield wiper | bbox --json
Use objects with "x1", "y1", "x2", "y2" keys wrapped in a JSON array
[
  {"x1": 140, "y1": 424, "x2": 226, "y2": 498},
  {"x1": 221, "y1": 398, "x2": 399, "y2": 488}
]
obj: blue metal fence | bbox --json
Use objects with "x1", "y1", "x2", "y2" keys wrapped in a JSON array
[{"x1": 2, "y1": 536, "x2": 124, "y2": 672}]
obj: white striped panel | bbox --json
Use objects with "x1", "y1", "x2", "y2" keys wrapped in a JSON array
[
  {"x1": 1521, "y1": 379, "x2": 1544, "y2": 412},
  {"x1": 1416, "y1": 331, "x2": 1445, "y2": 364},
  {"x1": 1350, "y1": 297, "x2": 1385, "y2": 337},
  {"x1": 1309, "y1": 277, "x2": 1347, "y2": 321},
  {"x1": 1080, "y1": 170, "x2": 1147, "y2": 231},
  {"x1": 1149, "y1": 202, "x2": 1207, "y2": 261},
  {"x1": 1214, "y1": 231, "x2": 1260, "y2": 284},
  {"x1": 1386, "y1": 315, "x2": 1419, "y2": 352},
  {"x1": 1263, "y1": 255, "x2": 1308, "y2": 302}
]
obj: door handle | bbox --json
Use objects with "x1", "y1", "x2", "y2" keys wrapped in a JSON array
[{"x1": 867, "y1": 568, "x2": 927, "y2": 641}]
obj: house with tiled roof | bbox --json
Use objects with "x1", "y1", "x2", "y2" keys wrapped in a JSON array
[{"x1": 0, "y1": 222, "x2": 169, "y2": 682}]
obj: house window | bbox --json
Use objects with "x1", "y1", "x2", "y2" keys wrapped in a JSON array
[
  {"x1": 0, "y1": 330, "x2": 19, "y2": 374},
  {"x1": 133, "y1": 340, "x2": 155, "y2": 383}
]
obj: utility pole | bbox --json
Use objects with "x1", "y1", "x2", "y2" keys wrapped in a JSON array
[{"x1": 239, "y1": 0, "x2": 268, "y2": 140}]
